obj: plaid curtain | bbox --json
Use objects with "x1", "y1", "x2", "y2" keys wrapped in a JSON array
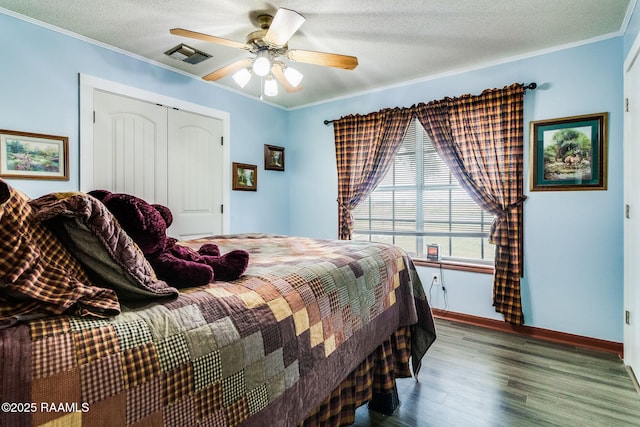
[
  {"x1": 413, "y1": 83, "x2": 527, "y2": 324},
  {"x1": 333, "y1": 108, "x2": 413, "y2": 240}
]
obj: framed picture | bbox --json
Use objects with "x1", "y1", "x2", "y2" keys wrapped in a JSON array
[
  {"x1": 530, "y1": 112, "x2": 608, "y2": 191},
  {"x1": 0, "y1": 130, "x2": 69, "y2": 180},
  {"x1": 232, "y1": 162, "x2": 258, "y2": 191},
  {"x1": 264, "y1": 144, "x2": 285, "y2": 171}
]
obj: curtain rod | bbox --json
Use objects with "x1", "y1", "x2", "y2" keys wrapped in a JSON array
[{"x1": 323, "y1": 82, "x2": 537, "y2": 125}]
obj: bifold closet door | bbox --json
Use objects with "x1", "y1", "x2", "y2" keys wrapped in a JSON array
[
  {"x1": 93, "y1": 90, "x2": 168, "y2": 205},
  {"x1": 167, "y1": 108, "x2": 223, "y2": 240},
  {"x1": 92, "y1": 90, "x2": 223, "y2": 239}
]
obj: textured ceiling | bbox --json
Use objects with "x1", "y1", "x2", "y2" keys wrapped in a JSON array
[{"x1": 0, "y1": 0, "x2": 633, "y2": 108}]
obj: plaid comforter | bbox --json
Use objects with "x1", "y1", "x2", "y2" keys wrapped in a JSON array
[{"x1": 2, "y1": 234, "x2": 435, "y2": 427}]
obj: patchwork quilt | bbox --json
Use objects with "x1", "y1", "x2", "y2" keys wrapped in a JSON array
[{"x1": 2, "y1": 234, "x2": 436, "y2": 427}]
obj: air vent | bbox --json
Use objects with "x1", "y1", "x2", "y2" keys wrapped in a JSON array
[{"x1": 165, "y1": 44, "x2": 211, "y2": 64}]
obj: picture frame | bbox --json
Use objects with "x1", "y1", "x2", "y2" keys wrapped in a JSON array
[
  {"x1": 264, "y1": 144, "x2": 285, "y2": 171},
  {"x1": 232, "y1": 162, "x2": 258, "y2": 191},
  {"x1": 530, "y1": 112, "x2": 608, "y2": 191},
  {"x1": 0, "y1": 130, "x2": 69, "y2": 180}
]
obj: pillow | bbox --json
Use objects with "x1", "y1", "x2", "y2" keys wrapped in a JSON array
[
  {"x1": 29, "y1": 192, "x2": 179, "y2": 301},
  {"x1": 0, "y1": 180, "x2": 120, "y2": 323}
]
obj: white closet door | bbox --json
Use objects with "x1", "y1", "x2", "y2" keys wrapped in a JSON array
[
  {"x1": 92, "y1": 90, "x2": 224, "y2": 239},
  {"x1": 167, "y1": 108, "x2": 223, "y2": 240},
  {"x1": 93, "y1": 90, "x2": 168, "y2": 205},
  {"x1": 625, "y1": 53, "x2": 640, "y2": 373}
]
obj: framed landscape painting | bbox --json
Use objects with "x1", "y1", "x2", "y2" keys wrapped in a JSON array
[
  {"x1": 264, "y1": 144, "x2": 285, "y2": 171},
  {"x1": 0, "y1": 130, "x2": 69, "y2": 180},
  {"x1": 529, "y1": 112, "x2": 608, "y2": 191},
  {"x1": 232, "y1": 162, "x2": 257, "y2": 191}
]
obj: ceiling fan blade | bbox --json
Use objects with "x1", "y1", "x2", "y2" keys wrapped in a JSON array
[
  {"x1": 264, "y1": 8, "x2": 305, "y2": 46},
  {"x1": 287, "y1": 49, "x2": 358, "y2": 70},
  {"x1": 170, "y1": 28, "x2": 250, "y2": 50},
  {"x1": 272, "y1": 63, "x2": 303, "y2": 93},
  {"x1": 202, "y1": 58, "x2": 253, "y2": 81}
]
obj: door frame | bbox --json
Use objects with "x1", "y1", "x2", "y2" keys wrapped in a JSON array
[{"x1": 79, "y1": 73, "x2": 231, "y2": 233}]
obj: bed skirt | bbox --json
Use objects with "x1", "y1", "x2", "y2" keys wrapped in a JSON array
[{"x1": 300, "y1": 326, "x2": 412, "y2": 426}]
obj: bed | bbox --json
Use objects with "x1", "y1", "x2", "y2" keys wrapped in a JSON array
[{"x1": 0, "y1": 180, "x2": 436, "y2": 427}]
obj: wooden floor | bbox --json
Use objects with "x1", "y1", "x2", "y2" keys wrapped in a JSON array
[{"x1": 353, "y1": 318, "x2": 640, "y2": 426}]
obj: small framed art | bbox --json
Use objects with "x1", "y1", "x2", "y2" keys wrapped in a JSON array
[
  {"x1": 530, "y1": 112, "x2": 608, "y2": 191},
  {"x1": 232, "y1": 162, "x2": 258, "y2": 191},
  {"x1": 264, "y1": 144, "x2": 285, "y2": 171},
  {"x1": 0, "y1": 129, "x2": 69, "y2": 180}
]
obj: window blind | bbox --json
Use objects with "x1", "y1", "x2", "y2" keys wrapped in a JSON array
[{"x1": 353, "y1": 119, "x2": 495, "y2": 261}]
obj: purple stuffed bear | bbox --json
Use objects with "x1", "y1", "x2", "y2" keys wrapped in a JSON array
[{"x1": 89, "y1": 190, "x2": 249, "y2": 288}]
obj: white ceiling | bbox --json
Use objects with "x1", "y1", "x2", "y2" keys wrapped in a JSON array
[{"x1": 0, "y1": 0, "x2": 634, "y2": 108}]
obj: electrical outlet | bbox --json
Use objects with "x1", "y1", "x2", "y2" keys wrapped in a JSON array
[{"x1": 432, "y1": 273, "x2": 440, "y2": 285}]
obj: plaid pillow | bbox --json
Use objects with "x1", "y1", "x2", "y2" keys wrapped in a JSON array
[{"x1": 0, "y1": 180, "x2": 120, "y2": 324}]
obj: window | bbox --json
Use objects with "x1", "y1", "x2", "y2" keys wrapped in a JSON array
[{"x1": 352, "y1": 119, "x2": 495, "y2": 264}]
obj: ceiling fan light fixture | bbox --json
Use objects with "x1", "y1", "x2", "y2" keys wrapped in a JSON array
[
  {"x1": 264, "y1": 75, "x2": 278, "y2": 96},
  {"x1": 173, "y1": 7, "x2": 359, "y2": 99},
  {"x1": 232, "y1": 68, "x2": 252, "y2": 88},
  {"x1": 253, "y1": 51, "x2": 271, "y2": 77},
  {"x1": 283, "y1": 66, "x2": 303, "y2": 87}
]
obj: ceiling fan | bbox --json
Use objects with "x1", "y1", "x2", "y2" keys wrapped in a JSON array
[{"x1": 170, "y1": 8, "x2": 358, "y2": 96}]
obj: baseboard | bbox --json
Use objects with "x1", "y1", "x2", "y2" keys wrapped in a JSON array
[{"x1": 432, "y1": 309, "x2": 624, "y2": 358}]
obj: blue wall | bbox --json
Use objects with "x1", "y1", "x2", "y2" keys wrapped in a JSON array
[
  {"x1": 289, "y1": 37, "x2": 624, "y2": 342},
  {"x1": 0, "y1": 11, "x2": 291, "y2": 235},
  {"x1": 0, "y1": 9, "x2": 627, "y2": 342}
]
